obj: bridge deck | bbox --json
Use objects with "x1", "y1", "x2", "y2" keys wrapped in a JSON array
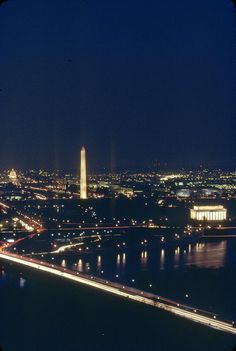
[{"x1": 0, "y1": 252, "x2": 235, "y2": 335}]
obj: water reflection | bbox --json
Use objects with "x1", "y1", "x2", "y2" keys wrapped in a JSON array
[
  {"x1": 78, "y1": 259, "x2": 83, "y2": 272},
  {"x1": 55, "y1": 239, "x2": 229, "y2": 277},
  {"x1": 0, "y1": 268, "x2": 6, "y2": 286},
  {"x1": 19, "y1": 277, "x2": 26, "y2": 288},
  {"x1": 141, "y1": 251, "x2": 147, "y2": 270},
  {"x1": 174, "y1": 246, "x2": 180, "y2": 269},
  {"x1": 1, "y1": 268, "x2": 6, "y2": 278},
  {"x1": 185, "y1": 241, "x2": 227, "y2": 268},
  {"x1": 85, "y1": 262, "x2": 90, "y2": 273},
  {"x1": 97, "y1": 255, "x2": 102, "y2": 271},
  {"x1": 116, "y1": 254, "x2": 121, "y2": 268},
  {"x1": 160, "y1": 249, "x2": 165, "y2": 270},
  {"x1": 122, "y1": 253, "x2": 126, "y2": 268}
]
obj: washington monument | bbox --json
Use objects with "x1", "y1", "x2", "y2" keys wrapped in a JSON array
[{"x1": 80, "y1": 146, "x2": 87, "y2": 199}]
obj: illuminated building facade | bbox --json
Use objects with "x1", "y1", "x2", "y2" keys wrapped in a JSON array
[
  {"x1": 80, "y1": 146, "x2": 87, "y2": 199},
  {"x1": 190, "y1": 205, "x2": 227, "y2": 221},
  {"x1": 9, "y1": 168, "x2": 17, "y2": 180},
  {"x1": 9, "y1": 169, "x2": 18, "y2": 185},
  {"x1": 176, "y1": 189, "x2": 190, "y2": 198}
]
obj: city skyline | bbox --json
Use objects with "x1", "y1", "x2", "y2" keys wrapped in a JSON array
[
  {"x1": 1, "y1": 2, "x2": 236, "y2": 351},
  {"x1": 0, "y1": 165, "x2": 236, "y2": 351}
]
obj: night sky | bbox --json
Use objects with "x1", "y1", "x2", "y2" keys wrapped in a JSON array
[{"x1": 0, "y1": 0, "x2": 235, "y2": 171}]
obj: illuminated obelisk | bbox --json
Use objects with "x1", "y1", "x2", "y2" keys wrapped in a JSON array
[{"x1": 80, "y1": 146, "x2": 87, "y2": 199}]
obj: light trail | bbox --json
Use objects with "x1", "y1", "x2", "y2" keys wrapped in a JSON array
[
  {"x1": 0, "y1": 251, "x2": 235, "y2": 335},
  {"x1": 51, "y1": 237, "x2": 100, "y2": 253},
  {"x1": 25, "y1": 238, "x2": 100, "y2": 256},
  {"x1": 0, "y1": 199, "x2": 235, "y2": 333},
  {"x1": 44, "y1": 225, "x2": 144, "y2": 231},
  {"x1": 0, "y1": 201, "x2": 10, "y2": 209},
  {"x1": 52, "y1": 242, "x2": 84, "y2": 254},
  {"x1": 204, "y1": 235, "x2": 236, "y2": 238}
]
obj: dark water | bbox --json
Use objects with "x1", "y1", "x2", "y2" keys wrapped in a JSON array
[
  {"x1": 0, "y1": 239, "x2": 236, "y2": 351},
  {"x1": 51, "y1": 238, "x2": 236, "y2": 319}
]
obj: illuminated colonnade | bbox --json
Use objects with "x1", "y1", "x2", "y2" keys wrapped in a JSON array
[{"x1": 190, "y1": 206, "x2": 227, "y2": 221}]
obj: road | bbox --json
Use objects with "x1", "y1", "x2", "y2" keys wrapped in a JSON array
[
  {"x1": 0, "y1": 251, "x2": 235, "y2": 335},
  {"x1": 203, "y1": 235, "x2": 236, "y2": 238}
]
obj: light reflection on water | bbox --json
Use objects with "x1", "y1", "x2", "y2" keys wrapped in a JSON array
[
  {"x1": 78, "y1": 259, "x2": 83, "y2": 272},
  {"x1": 122, "y1": 253, "x2": 126, "y2": 268},
  {"x1": 116, "y1": 254, "x2": 121, "y2": 268},
  {"x1": 123, "y1": 241, "x2": 225, "y2": 271},
  {"x1": 97, "y1": 255, "x2": 102, "y2": 271},
  {"x1": 0, "y1": 268, "x2": 6, "y2": 286},
  {"x1": 19, "y1": 277, "x2": 26, "y2": 288},
  {"x1": 1, "y1": 269, "x2": 6, "y2": 278},
  {"x1": 85, "y1": 262, "x2": 90, "y2": 273},
  {"x1": 174, "y1": 246, "x2": 180, "y2": 269},
  {"x1": 116, "y1": 253, "x2": 126, "y2": 271},
  {"x1": 185, "y1": 241, "x2": 227, "y2": 269},
  {"x1": 160, "y1": 249, "x2": 165, "y2": 270},
  {"x1": 59, "y1": 240, "x2": 230, "y2": 274},
  {"x1": 140, "y1": 251, "x2": 147, "y2": 270}
]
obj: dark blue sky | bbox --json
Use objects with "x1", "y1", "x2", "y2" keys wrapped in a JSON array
[{"x1": 0, "y1": 0, "x2": 235, "y2": 171}]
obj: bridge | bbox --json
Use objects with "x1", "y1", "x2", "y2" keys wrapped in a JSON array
[
  {"x1": 0, "y1": 251, "x2": 235, "y2": 335},
  {"x1": 0, "y1": 199, "x2": 235, "y2": 334}
]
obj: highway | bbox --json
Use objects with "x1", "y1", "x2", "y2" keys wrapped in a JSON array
[
  {"x1": 203, "y1": 235, "x2": 236, "y2": 239},
  {"x1": 0, "y1": 251, "x2": 235, "y2": 335}
]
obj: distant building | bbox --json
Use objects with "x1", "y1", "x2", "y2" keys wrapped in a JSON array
[
  {"x1": 176, "y1": 189, "x2": 190, "y2": 198},
  {"x1": 9, "y1": 168, "x2": 17, "y2": 181},
  {"x1": 200, "y1": 189, "x2": 219, "y2": 198},
  {"x1": 80, "y1": 146, "x2": 87, "y2": 199},
  {"x1": 112, "y1": 185, "x2": 134, "y2": 198},
  {"x1": 8, "y1": 169, "x2": 19, "y2": 185},
  {"x1": 190, "y1": 205, "x2": 227, "y2": 221}
]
